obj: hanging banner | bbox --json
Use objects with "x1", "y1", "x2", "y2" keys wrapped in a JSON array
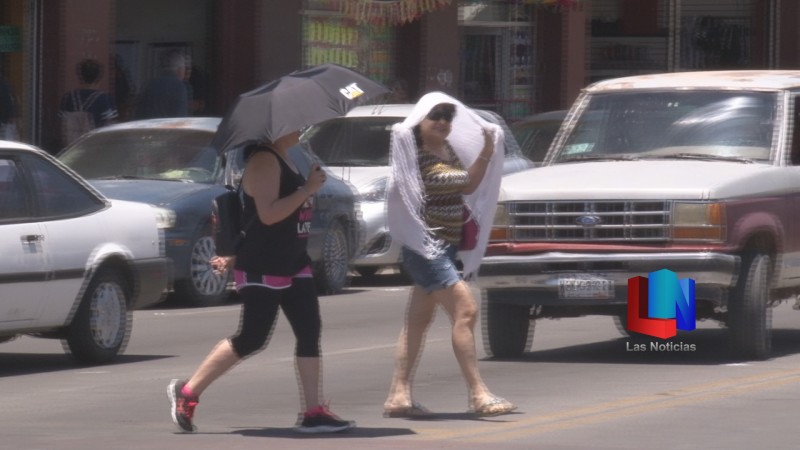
[{"x1": 340, "y1": 0, "x2": 453, "y2": 26}]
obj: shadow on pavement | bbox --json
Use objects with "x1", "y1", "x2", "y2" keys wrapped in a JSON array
[
  {"x1": 486, "y1": 328, "x2": 800, "y2": 366},
  {"x1": 229, "y1": 426, "x2": 416, "y2": 439},
  {"x1": 0, "y1": 353, "x2": 172, "y2": 377}
]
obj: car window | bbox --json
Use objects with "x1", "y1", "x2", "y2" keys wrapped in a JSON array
[
  {"x1": 555, "y1": 91, "x2": 777, "y2": 163},
  {"x1": 304, "y1": 117, "x2": 398, "y2": 166},
  {"x1": 59, "y1": 129, "x2": 221, "y2": 183},
  {"x1": 513, "y1": 121, "x2": 560, "y2": 163},
  {"x1": 23, "y1": 153, "x2": 104, "y2": 219},
  {"x1": 473, "y1": 109, "x2": 524, "y2": 157},
  {"x1": 0, "y1": 157, "x2": 32, "y2": 221}
]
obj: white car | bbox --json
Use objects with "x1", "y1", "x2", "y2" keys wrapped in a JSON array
[
  {"x1": 0, "y1": 140, "x2": 169, "y2": 364},
  {"x1": 302, "y1": 104, "x2": 534, "y2": 277}
]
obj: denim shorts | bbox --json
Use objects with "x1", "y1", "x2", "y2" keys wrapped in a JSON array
[{"x1": 401, "y1": 244, "x2": 461, "y2": 293}]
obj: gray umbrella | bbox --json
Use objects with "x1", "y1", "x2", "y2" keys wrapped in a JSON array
[{"x1": 212, "y1": 63, "x2": 389, "y2": 154}]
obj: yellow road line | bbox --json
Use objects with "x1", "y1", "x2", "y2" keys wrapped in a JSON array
[{"x1": 413, "y1": 368, "x2": 800, "y2": 443}]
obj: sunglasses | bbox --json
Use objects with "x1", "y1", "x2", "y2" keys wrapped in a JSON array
[{"x1": 426, "y1": 111, "x2": 454, "y2": 123}]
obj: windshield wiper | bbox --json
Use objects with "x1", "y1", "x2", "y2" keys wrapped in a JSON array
[
  {"x1": 93, "y1": 175, "x2": 184, "y2": 181},
  {"x1": 559, "y1": 154, "x2": 641, "y2": 162},
  {"x1": 322, "y1": 161, "x2": 381, "y2": 167},
  {"x1": 93, "y1": 175, "x2": 149, "y2": 180},
  {"x1": 650, "y1": 153, "x2": 755, "y2": 164}
]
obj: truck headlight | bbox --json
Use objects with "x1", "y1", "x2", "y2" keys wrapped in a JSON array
[
  {"x1": 672, "y1": 202, "x2": 725, "y2": 241},
  {"x1": 489, "y1": 203, "x2": 510, "y2": 241}
]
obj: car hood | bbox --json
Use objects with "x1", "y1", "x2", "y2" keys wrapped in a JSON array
[
  {"x1": 326, "y1": 166, "x2": 390, "y2": 192},
  {"x1": 89, "y1": 179, "x2": 222, "y2": 206},
  {"x1": 499, "y1": 160, "x2": 786, "y2": 201}
]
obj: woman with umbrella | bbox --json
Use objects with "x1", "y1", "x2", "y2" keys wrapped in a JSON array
[
  {"x1": 167, "y1": 64, "x2": 388, "y2": 434},
  {"x1": 167, "y1": 130, "x2": 354, "y2": 433}
]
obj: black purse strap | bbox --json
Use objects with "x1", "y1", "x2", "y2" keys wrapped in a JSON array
[{"x1": 236, "y1": 181, "x2": 257, "y2": 236}]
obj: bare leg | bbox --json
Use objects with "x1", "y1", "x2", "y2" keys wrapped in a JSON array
[
  {"x1": 432, "y1": 281, "x2": 496, "y2": 408},
  {"x1": 185, "y1": 339, "x2": 241, "y2": 396},
  {"x1": 384, "y1": 285, "x2": 437, "y2": 409},
  {"x1": 296, "y1": 356, "x2": 321, "y2": 410}
]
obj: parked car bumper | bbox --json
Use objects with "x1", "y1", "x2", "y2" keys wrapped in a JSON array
[
  {"x1": 477, "y1": 251, "x2": 739, "y2": 306},
  {"x1": 131, "y1": 257, "x2": 170, "y2": 309}
]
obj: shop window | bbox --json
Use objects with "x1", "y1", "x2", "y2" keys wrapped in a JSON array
[
  {"x1": 459, "y1": 2, "x2": 534, "y2": 122},
  {"x1": 590, "y1": 0, "x2": 773, "y2": 83},
  {"x1": 302, "y1": 1, "x2": 396, "y2": 84},
  {"x1": 589, "y1": 0, "x2": 669, "y2": 82}
]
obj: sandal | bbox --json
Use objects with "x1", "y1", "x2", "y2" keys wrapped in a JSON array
[
  {"x1": 383, "y1": 401, "x2": 434, "y2": 418},
  {"x1": 468, "y1": 396, "x2": 517, "y2": 417}
]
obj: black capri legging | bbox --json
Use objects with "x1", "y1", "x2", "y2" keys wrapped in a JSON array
[{"x1": 229, "y1": 277, "x2": 321, "y2": 358}]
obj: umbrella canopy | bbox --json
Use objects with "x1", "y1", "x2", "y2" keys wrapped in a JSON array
[{"x1": 212, "y1": 63, "x2": 389, "y2": 154}]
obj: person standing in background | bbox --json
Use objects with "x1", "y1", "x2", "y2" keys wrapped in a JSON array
[
  {"x1": 111, "y1": 53, "x2": 135, "y2": 121},
  {"x1": 0, "y1": 74, "x2": 18, "y2": 141},
  {"x1": 135, "y1": 49, "x2": 190, "y2": 119},
  {"x1": 59, "y1": 59, "x2": 118, "y2": 147}
]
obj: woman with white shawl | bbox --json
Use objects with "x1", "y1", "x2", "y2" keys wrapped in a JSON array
[{"x1": 383, "y1": 92, "x2": 517, "y2": 417}]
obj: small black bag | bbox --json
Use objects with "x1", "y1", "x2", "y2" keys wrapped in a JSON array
[{"x1": 211, "y1": 184, "x2": 252, "y2": 257}]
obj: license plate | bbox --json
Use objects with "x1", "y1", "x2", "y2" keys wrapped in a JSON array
[{"x1": 558, "y1": 277, "x2": 614, "y2": 299}]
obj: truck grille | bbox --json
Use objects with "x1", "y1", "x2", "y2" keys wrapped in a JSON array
[{"x1": 508, "y1": 201, "x2": 671, "y2": 242}]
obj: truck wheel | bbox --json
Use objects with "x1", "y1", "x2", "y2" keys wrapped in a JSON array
[
  {"x1": 728, "y1": 253, "x2": 772, "y2": 361},
  {"x1": 483, "y1": 297, "x2": 532, "y2": 358},
  {"x1": 64, "y1": 268, "x2": 131, "y2": 364}
]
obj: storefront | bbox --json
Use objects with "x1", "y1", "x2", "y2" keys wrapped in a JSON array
[
  {"x1": 6, "y1": 0, "x2": 800, "y2": 153},
  {"x1": 0, "y1": 1, "x2": 31, "y2": 144},
  {"x1": 303, "y1": 1, "x2": 397, "y2": 85},
  {"x1": 589, "y1": 0, "x2": 777, "y2": 83},
  {"x1": 458, "y1": 2, "x2": 537, "y2": 121}
]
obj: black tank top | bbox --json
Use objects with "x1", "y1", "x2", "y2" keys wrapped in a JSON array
[{"x1": 234, "y1": 147, "x2": 312, "y2": 275}]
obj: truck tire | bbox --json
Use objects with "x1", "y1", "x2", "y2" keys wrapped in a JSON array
[
  {"x1": 728, "y1": 253, "x2": 772, "y2": 361},
  {"x1": 483, "y1": 297, "x2": 532, "y2": 358}
]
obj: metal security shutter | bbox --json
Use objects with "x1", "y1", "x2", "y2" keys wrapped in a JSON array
[
  {"x1": 589, "y1": 0, "x2": 777, "y2": 82},
  {"x1": 589, "y1": 0, "x2": 671, "y2": 82},
  {"x1": 677, "y1": 0, "x2": 773, "y2": 70}
]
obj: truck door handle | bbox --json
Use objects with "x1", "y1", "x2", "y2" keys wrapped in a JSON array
[{"x1": 21, "y1": 234, "x2": 44, "y2": 243}]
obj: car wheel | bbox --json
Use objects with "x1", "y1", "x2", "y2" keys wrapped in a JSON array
[
  {"x1": 64, "y1": 268, "x2": 131, "y2": 364},
  {"x1": 314, "y1": 220, "x2": 350, "y2": 295},
  {"x1": 356, "y1": 266, "x2": 380, "y2": 278},
  {"x1": 728, "y1": 253, "x2": 772, "y2": 361},
  {"x1": 482, "y1": 293, "x2": 532, "y2": 358},
  {"x1": 174, "y1": 229, "x2": 229, "y2": 307}
]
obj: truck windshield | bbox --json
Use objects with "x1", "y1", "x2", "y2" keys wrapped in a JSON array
[{"x1": 554, "y1": 91, "x2": 777, "y2": 164}]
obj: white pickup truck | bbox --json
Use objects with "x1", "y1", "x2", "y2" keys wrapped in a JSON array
[{"x1": 479, "y1": 70, "x2": 800, "y2": 361}]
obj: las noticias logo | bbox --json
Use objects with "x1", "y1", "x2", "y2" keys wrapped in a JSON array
[{"x1": 626, "y1": 269, "x2": 697, "y2": 352}]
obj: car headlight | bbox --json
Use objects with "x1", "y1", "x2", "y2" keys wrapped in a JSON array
[
  {"x1": 358, "y1": 177, "x2": 388, "y2": 202},
  {"x1": 489, "y1": 203, "x2": 510, "y2": 241},
  {"x1": 672, "y1": 202, "x2": 725, "y2": 241},
  {"x1": 152, "y1": 206, "x2": 177, "y2": 229}
]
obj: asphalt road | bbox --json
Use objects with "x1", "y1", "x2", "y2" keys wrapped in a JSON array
[{"x1": 2, "y1": 273, "x2": 800, "y2": 450}]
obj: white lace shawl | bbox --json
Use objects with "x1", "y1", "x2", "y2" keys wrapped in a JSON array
[{"x1": 386, "y1": 91, "x2": 504, "y2": 280}]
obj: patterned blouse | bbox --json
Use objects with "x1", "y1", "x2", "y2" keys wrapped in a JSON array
[{"x1": 418, "y1": 143, "x2": 469, "y2": 245}]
